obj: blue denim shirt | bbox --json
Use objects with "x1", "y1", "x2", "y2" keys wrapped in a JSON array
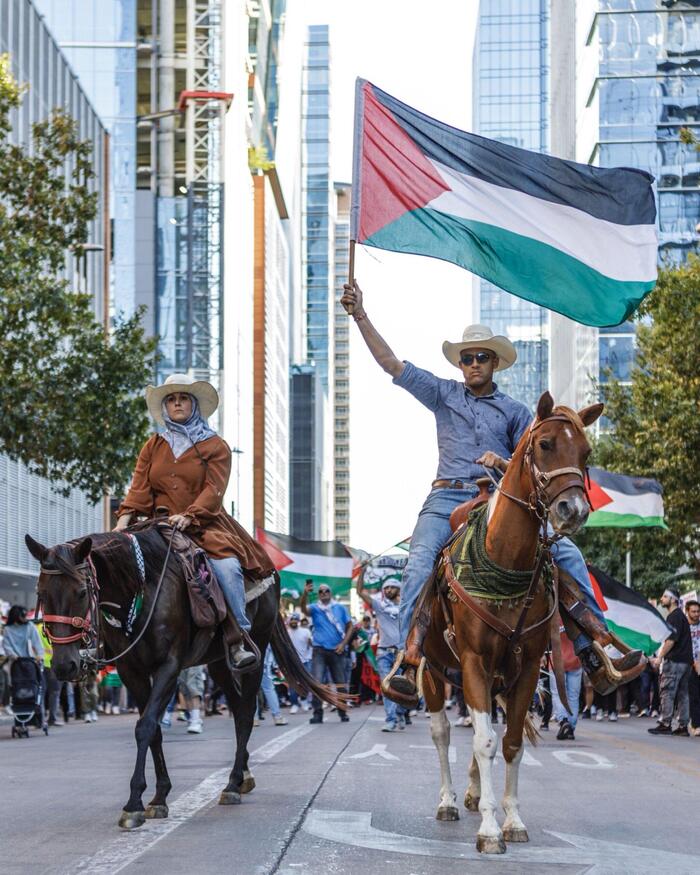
[{"x1": 393, "y1": 361, "x2": 532, "y2": 481}]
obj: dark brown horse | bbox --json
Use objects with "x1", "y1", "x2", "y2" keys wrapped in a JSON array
[
  {"x1": 419, "y1": 392, "x2": 602, "y2": 854},
  {"x1": 25, "y1": 526, "x2": 342, "y2": 830}
]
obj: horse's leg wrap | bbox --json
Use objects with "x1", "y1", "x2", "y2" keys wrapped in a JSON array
[
  {"x1": 472, "y1": 709, "x2": 505, "y2": 854},
  {"x1": 502, "y1": 744, "x2": 528, "y2": 842},
  {"x1": 430, "y1": 709, "x2": 459, "y2": 821}
]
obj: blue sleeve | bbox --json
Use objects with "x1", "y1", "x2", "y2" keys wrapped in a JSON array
[
  {"x1": 392, "y1": 361, "x2": 442, "y2": 412},
  {"x1": 508, "y1": 403, "x2": 533, "y2": 453},
  {"x1": 340, "y1": 605, "x2": 351, "y2": 626},
  {"x1": 309, "y1": 604, "x2": 321, "y2": 624}
]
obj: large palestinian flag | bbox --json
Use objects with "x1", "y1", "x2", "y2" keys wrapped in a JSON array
[
  {"x1": 256, "y1": 529, "x2": 355, "y2": 599},
  {"x1": 588, "y1": 565, "x2": 671, "y2": 655},
  {"x1": 585, "y1": 467, "x2": 666, "y2": 528},
  {"x1": 351, "y1": 80, "x2": 657, "y2": 327}
]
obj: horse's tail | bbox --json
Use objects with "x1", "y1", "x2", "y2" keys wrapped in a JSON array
[
  {"x1": 495, "y1": 694, "x2": 540, "y2": 747},
  {"x1": 270, "y1": 613, "x2": 352, "y2": 711}
]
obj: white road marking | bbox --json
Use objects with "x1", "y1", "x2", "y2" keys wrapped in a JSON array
[
  {"x1": 410, "y1": 744, "x2": 457, "y2": 763},
  {"x1": 69, "y1": 724, "x2": 314, "y2": 875},
  {"x1": 551, "y1": 750, "x2": 614, "y2": 769},
  {"x1": 304, "y1": 810, "x2": 696, "y2": 873},
  {"x1": 349, "y1": 743, "x2": 399, "y2": 761}
]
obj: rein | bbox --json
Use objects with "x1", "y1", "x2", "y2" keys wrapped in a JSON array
[{"x1": 37, "y1": 529, "x2": 176, "y2": 672}]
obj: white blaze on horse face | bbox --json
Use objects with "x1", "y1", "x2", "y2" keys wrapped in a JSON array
[
  {"x1": 430, "y1": 709, "x2": 458, "y2": 817},
  {"x1": 471, "y1": 710, "x2": 502, "y2": 841}
]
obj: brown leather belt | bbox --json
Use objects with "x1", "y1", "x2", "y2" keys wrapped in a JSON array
[{"x1": 431, "y1": 479, "x2": 476, "y2": 489}]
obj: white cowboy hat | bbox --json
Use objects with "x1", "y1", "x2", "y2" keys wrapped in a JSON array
[
  {"x1": 442, "y1": 324, "x2": 517, "y2": 372},
  {"x1": 145, "y1": 373, "x2": 219, "y2": 425}
]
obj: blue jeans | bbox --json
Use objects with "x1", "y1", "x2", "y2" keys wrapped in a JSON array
[
  {"x1": 377, "y1": 648, "x2": 406, "y2": 725},
  {"x1": 550, "y1": 667, "x2": 583, "y2": 728},
  {"x1": 210, "y1": 556, "x2": 251, "y2": 633},
  {"x1": 260, "y1": 647, "x2": 280, "y2": 717},
  {"x1": 311, "y1": 647, "x2": 347, "y2": 717},
  {"x1": 398, "y1": 486, "x2": 605, "y2": 652},
  {"x1": 289, "y1": 660, "x2": 312, "y2": 706}
]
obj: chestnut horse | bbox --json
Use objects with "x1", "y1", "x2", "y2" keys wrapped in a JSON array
[{"x1": 419, "y1": 392, "x2": 602, "y2": 854}]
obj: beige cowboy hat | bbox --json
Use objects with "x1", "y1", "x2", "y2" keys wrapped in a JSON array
[
  {"x1": 145, "y1": 373, "x2": 219, "y2": 425},
  {"x1": 442, "y1": 324, "x2": 517, "y2": 372}
]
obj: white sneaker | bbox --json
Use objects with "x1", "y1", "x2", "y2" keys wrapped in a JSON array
[
  {"x1": 84, "y1": 714, "x2": 91, "y2": 723},
  {"x1": 274, "y1": 715, "x2": 288, "y2": 726},
  {"x1": 91, "y1": 711, "x2": 98, "y2": 722},
  {"x1": 595, "y1": 710, "x2": 605, "y2": 722},
  {"x1": 302, "y1": 703, "x2": 312, "y2": 711},
  {"x1": 290, "y1": 705, "x2": 299, "y2": 715},
  {"x1": 608, "y1": 712, "x2": 618, "y2": 722},
  {"x1": 187, "y1": 719, "x2": 203, "y2": 734},
  {"x1": 111, "y1": 706, "x2": 120, "y2": 715}
]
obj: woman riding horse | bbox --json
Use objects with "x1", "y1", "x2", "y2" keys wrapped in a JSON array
[{"x1": 114, "y1": 372, "x2": 268, "y2": 669}]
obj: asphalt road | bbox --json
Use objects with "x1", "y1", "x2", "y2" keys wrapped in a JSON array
[{"x1": 1, "y1": 704, "x2": 698, "y2": 875}]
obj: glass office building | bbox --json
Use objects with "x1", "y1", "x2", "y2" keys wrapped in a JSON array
[
  {"x1": 0, "y1": 0, "x2": 107, "y2": 607},
  {"x1": 473, "y1": 0, "x2": 550, "y2": 412},
  {"x1": 301, "y1": 24, "x2": 333, "y2": 394},
  {"x1": 583, "y1": 1, "x2": 700, "y2": 391},
  {"x1": 34, "y1": 0, "x2": 138, "y2": 317}
]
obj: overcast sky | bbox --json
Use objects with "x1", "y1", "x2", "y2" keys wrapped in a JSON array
[{"x1": 281, "y1": 1, "x2": 480, "y2": 553}]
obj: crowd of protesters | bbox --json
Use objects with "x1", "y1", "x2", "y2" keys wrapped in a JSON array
[{"x1": 2, "y1": 584, "x2": 699, "y2": 741}]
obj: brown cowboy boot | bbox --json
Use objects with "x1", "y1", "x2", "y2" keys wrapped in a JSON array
[
  {"x1": 381, "y1": 618, "x2": 428, "y2": 710},
  {"x1": 579, "y1": 642, "x2": 647, "y2": 695}
]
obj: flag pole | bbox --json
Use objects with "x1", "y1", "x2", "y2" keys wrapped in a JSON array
[
  {"x1": 625, "y1": 531, "x2": 632, "y2": 587},
  {"x1": 347, "y1": 239, "x2": 356, "y2": 314}
]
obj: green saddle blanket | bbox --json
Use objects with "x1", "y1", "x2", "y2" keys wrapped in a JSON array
[{"x1": 448, "y1": 504, "x2": 546, "y2": 601}]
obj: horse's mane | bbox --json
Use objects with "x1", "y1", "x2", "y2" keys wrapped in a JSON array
[
  {"x1": 89, "y1": 527, "x2": 170, "y2": 591},
  {"x1": 551, "y1": 405, "x2": 585, "y2": 432}
]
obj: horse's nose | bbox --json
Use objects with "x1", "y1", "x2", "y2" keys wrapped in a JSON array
[
  {"x1": 54, "y1": 657, "x2": 79, "y2": 682},
  {"x1": 555, "y1": 498, "x2": 576, "y2": 522}
]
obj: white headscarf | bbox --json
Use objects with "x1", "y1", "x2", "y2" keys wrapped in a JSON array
[{"x1": 161, "y1": 396, "x2": 216, "y2": 459}]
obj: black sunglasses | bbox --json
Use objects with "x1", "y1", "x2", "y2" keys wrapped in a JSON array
[
  {"x1": 318, "y1": 587, "x2": 331, "y2": 594},
  {"x1": 460, "y1": 352, "x2": 492, "y2": 366}
]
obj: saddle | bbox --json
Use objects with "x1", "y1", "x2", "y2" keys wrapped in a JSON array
[{"x1": 449, "y1": 477, "x2": 492, "y2": 532}]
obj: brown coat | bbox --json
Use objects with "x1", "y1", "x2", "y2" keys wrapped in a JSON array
[{"x1": 118, "y1": 434, "x2": 273, "y2": 576}]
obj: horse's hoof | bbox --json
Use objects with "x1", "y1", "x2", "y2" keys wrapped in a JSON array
[
  {"x1": 144, "y1": 804, "x2": 169, "y2": 819},
  {"x1": 464, "y1": 793, "x2": 480, "y2": 812},
  {"x1": 436, "y1": 806, "x2": 460, "y2": 822},
  {"x1": 239, "y1": 774, "x2": 256, "y2": 794},
  {"x1": 118, "y1": 810, "x2": 146, "y2": 830},
  {"x1": 504, "y1": 826, "x2": 529, "y2": 843},
  {"x1": 218, "y1": 790, "x2": 242, "y2": 805},
  {"x1": 476, "y1": 834, "x2": 506, "y2": 855}
]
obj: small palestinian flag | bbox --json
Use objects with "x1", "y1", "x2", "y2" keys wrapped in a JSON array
[
  {"x1": 256, "y1": 529, "x2": 355, "y2": 599},
  {"x1": 351, "y1": 80, "x2": 657, "y2": 327},
  {"x1": 588, "y1": 565, "x2": 671, "y2": 655},
  {"x1": 585, "y1": 467, "x2": 666, "y2": 529}
]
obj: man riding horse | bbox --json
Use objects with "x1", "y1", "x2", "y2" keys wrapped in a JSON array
[{"x1": 341, "y1": 281, "x2": 644, "y2": 707}]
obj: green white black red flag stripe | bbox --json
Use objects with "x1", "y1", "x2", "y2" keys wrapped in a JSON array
[
  {"x1": 585, "y1": 467, "x2": 666, "y2": 529},
  {"x1": 351, "y1": 79, "x2": 657, "y2": 327},
  {"x1": 256, "y1": 529, "x2": 355, "y2": 599},
  {"x1": 589, "y1": 565, "x2": 671, "y2": 655}
]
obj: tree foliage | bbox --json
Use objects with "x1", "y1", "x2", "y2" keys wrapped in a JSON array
[
  {"x1": 573, "y1": 258, "x2": 700, "y2": 592},
  {"x1": 0, "y1": 55, "x2": 156, "y2": 503}
]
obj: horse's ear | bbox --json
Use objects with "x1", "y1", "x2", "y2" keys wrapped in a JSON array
[
  {"x1": 73, "y1": 537, "x2": 93, "y2": 564},
  {"x1": 578, "y1": 402, "x2": 604, "y2": 427},
  {"x1": 25, "y1": 535, "x2": 48, "y2": 563},
  {"x1": 536, "y1": 391, "x2": 554, "y2": 421}
]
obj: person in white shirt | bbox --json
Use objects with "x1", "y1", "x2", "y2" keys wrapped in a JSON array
[{"x1": 287, "y1": 612, "x2": 312, "y2": 713}]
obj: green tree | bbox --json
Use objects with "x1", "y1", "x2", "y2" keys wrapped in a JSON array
[
  {"x1": 574, "y1": 257, "x2": 700, "y2": 592},
  {"x1": 0, "y1": 55, "x2": 156, "y2": 503}
]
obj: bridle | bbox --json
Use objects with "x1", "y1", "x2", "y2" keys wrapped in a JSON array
[
  {"x1": 482, "y1": 413, "x2": 591, "y2": 531},
  {"x1": 35, "y1": 529, "x2": 175, "y2": 674},
  {"x1": 37, "y1": 558, "x2": 100, "y2": 647}
]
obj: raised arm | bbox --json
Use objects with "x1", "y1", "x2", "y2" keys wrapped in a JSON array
[
  {"x1": 341, "y1": 281, "x2": 404, "y2": 379},
  {"x1": 356, "y1": 566, "x2": 373, "y2": 608},
  {"x1": 299, "y1": 580, "x2": 313, "y2": 618}
]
